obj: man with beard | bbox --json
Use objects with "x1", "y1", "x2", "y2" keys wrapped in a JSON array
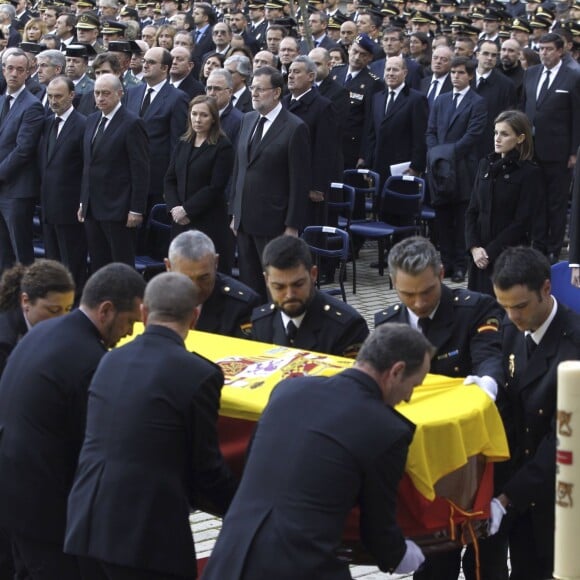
[
  {"x1": 497, "y1": 38, "x2": 525, "y2": 99},
  {"x1": 250, "y1": 235, "x2": 369, "y2": 358}
]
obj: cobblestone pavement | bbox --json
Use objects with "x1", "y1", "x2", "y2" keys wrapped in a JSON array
[{"x1": 193, "y1": 242, "x2": 471, "y2": 579}]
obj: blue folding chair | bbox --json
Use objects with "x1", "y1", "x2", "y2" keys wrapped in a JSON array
[
  {"x1": 301, "y1": 226, "x2": 350, "y2": 303},
  {"x1": 135, "y1": 204, "x2": 172, "y2": 279},
  {"x1": 551, "y1": 261, "x2": 580, "y2": 313},
  {"x1": 342, "y1": 169, "x2": 381, "y2": 220}
]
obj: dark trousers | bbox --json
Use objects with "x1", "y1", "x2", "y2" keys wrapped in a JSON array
[
  {"x1": 78, "y1": 557, "x2": 191, "y2": 580},
  {"x1": 11, "y1": 533, "x2": 81, "y2": 580},
  {"x1": 84, "y1": 218, "x2": 137, "y2": 273},
  {"x1": 0, "y1": 529, "x2": 14, "y2": 580},
  {"x1": 236, "y1": 229, "x2": 271, "y2": 302},
  {"x1": 43, "y1": 222, "x2": 88, "y2": 294},
  {"x1": 0, "y1": 197, "x2": 35, "y2": 274},
  {"x1": 534, "y1": 160, "x2": 572, "y2": 258},
  {"x1": 435, "y1": 201, "x2": 468, "y2": 274}
]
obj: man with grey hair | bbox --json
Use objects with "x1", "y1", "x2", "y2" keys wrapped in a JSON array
[
  {"x1": 204, "y1": 323, "x2": 432, "y2": 579},
  {"x1": 165, "y1": 230, "x2": 260, "y2": 338},
  {"x1": 65, "y1": 271, "x2": 237, "y2": 579},
  {"x1": 284, "y1": 54, "x2": 339, "y2": 224},
  {"x1": 224, "y1": 53, "x2": 252, "y2": 112},
  {"x1": 169, "y1": 45, "x2": 204, "y2": 99},
  {"x1": 376, "y1": 235, "x2": 504, "y2": 579},
  {"x1": 0, "y1": 4, "x2": 21, "y2": 47},
  {"x1": 37, "y1": 49, "x2": 66, "y2": 108},
  {"x1": 206, "y1": 68, "x2": 243, "y2": 144}
]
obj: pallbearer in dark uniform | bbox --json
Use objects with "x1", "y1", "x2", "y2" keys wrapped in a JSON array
[
  {"x1": 165, "y1": 230, "x2": 260, "y2": 339},
  {"x1": 330, "y1": 33, "x2": 383, "y2": 170},
  {"x1": 39, "y1": 76, "x2": 88, "y2": 292},
  {"x1": 251, "y1": 236, "x2": 369, "y2": 358},
  {"x1": 375, "y1": 236, "x2": 505, "y2": 580}
]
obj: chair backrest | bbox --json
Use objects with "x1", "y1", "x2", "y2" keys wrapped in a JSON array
[
  {"x1": 301, "y1": 226, "x2": 349, "y2": 261},
  {"x1": 327, "y1": 182, "x2": 356, "y2": 215},
  {"x1": 551, "y1": 261, "x2": 580, "y2": 313},
  {"x1": 379, "y1": 176, "x2": 424, "y2": 223},
  {"x1": 145, "y1": 203, "x2": 171, "y2": 260},
  {"x1": 384, "y1": 175, "x2": 425, "y2": 198}
]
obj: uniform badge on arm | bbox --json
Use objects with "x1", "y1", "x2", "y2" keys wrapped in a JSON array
[{"x1": 477, "y1": 317, "x2": 500, "y2": 333}]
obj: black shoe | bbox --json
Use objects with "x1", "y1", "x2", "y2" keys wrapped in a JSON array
[{"x1": 451, "y1": 269, "x2": 465, "y2": 283}]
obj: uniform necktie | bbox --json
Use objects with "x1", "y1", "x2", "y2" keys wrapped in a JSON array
[
  {"x1": 47, "y1": 116, "x2": 61, "y2": 158},
  {"x1": 427, "y1": 79, "x2": 438, "y2": 107},
  {"x1": 91, "y1": 115, "x2": 108, "y2": 151},
  {"x1": 418, "y1": 317, "x2": 431, "y2": 336},
  {"x1": 286, "y1": 320, "x2": 298, "y2": 345},
  {"x1": 345, "y1": 72, "x2": 352, "y2": 85},
  {"x1": 537, "y1": 69, "x2": 551, "y2": 103},
  {"x1": 385, "y1": 90, "x2": 395, "y2": 115},
  {"x1": 453, "y1": 92, "x2": 460, "y2": 108},
  {"x1": 249, "y1": 116, "x2": 266, "y2": 158},
  {"x1": 140, "y1": 87, "x2": 154, "y2": 117},
  {"x1": 525, "y1": 334, "x2": 536, "y2": 358},
  {"x1": 0, "y1": 95, "x2": 12, "y2": 125}
]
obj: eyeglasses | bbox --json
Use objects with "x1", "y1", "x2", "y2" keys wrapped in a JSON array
[
  {"x1": 206, "y1": 85, "x2": 229, "y2": 92},
  {"x1": 249, "y1": 85, "x2": 274, "y2": 94}
]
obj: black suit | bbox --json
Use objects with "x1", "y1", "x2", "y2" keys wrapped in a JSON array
[
  {"x1": 172, "y1": 71, "x2": 205, "y2": 100},
  {"x1": 521, "y1": 62, "x2": 580, "y2": 258},
  {"x1": 220, "y1": 101, "x2": 243, "y2": 146},
  {"x1": 38, "y1": 109, "x2": 88, "y2": 289},
  {"x1": 364, "y1": 83, "x2": 428, "y2": 187},
  {"x1": 64, "y1": 325, "x2": 237, "y2": 579},
  {"x1": 192, "y1": 26, "x2": 215, "y2": 77},
  {"x1": 370, "y1": 56, "x2": 424, "y2": 90},
  {"x1": 197, "y1": 273, "x2": 260, "y2": 338},
  {"x1": 203, "y1": 367, "x2": 414, "y2": 579},
  {"x1": 420, "y1": 73, "x2": 452, "y2": 110},
  {"x1": 233, "y1": 87, "x2": 253, "y2": 114},
  {"x1": 251, "y1": 290, "x2": 369, "y2": 358},
  {"x1": 494, "y1": 303, "x2": 580, "y2": 579},
  {"x1": 0, "y1": 88, "x2": 44, "y2": 273},
  {"x1": 164, "y1": 135, "x2": 235, "y2": 273},
  {"x1": 230, "y1": 107, "x2": 311, "y2": 298},
  {"x1": 0, "y1": 310, "x2": 108, "y2": 578},
  {"x1": 472, "y1": 70, "x2": 517, "y2": 157},
  {"x1": 375, "y1": 284, "x2": 504, "y2": 382},
  {"x1": 126, "y1": 81, "x2": 189, "y2": 206},
  {"x1": 80, "y1": 107, "x2": 150, "y2": 271},
  {"x1": 0, "y1": 306, "x2": 26, "y2": 377},
  {"x1": 299, "y1": 34, "x2": 337, "y2": 54},
  {"x1": 283, "y1": 88, "x2": 340, "y2": 225}
]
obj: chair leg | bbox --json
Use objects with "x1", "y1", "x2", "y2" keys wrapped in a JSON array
[
  {"x1": 339, "y1": 260, "x2": 347, "y2": 303},
  {"x1": 378, "y1": 239, "x2": 385, "y2": 276},
  {"x1": 349, "y1": 238, "x2": 357, "y2": 294}
]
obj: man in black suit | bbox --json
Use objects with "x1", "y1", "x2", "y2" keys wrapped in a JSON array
[
  {"x1": 0, "y1": 49, "x2": 44, "y2": 274},
  {"x1": 0, "y1": 263, "x2": 145, "y2": 580},
  {"x1": 363, "y1": 56, "x2": 428, "y2": 188},
  {"x1": 375, "y1": 236, "x2": 504, "y2": 580},
  {"x1": 420, "y1": 45, "x2": 454, "y2": 110},
  {"x1": 284, "y1": 55, "x2": 339, "y2": 226},
  {"x1": 488, "y1": 247, "x2": 580, "y2": 580},
  {"x1": 330, "y1": 33, "x2": 383, "y2": 170},
  {"x1": 165, "y1": 230, "x2": 260, "y2": 338},
  {"x1": 192, "y1": 2, "x2": 216, "y2": 68},
  {"x1": 229, "y1": 9, "x2": 260, "y2": 55},
  {"x1": 206, "y1": 68, "x2": 243, "y2": 145},
  {"x1": 298, "y1": 11, "x2": 337, "y2": 54},
  {"x1": 473, "y1": 40, "x2": 517, "y2": 157},
  {"x1": 39, "y1": 76, "x2": 87, "y2": 292},
  {"x1": 203, "y1": 323, "x2": 432, "y2": 579},
  {"x1": 230, "y1": 65, "x2": 311, "y2": 300},
  {"x1": 251, "y1": 236, "x2": 369, "y2": 358},
  {"x1": 521, "y1": 32, "x2": 580, "y2": 263},
  {"x1": 65, "y1": 272, "x2": 237, "y2": 580},
  {"x1": 125, "y1": 47, "x2": 189, "y2": 209},
  {"x1": 426, "y1": 56, "x2": 487, "y2": 282},
  {"x1": 79, "y1": 74, "x2": 150, "y2": 271},
  {"x1": 170, "y1": 46, "x2": 205, "y2": 99},
  {"x1": 224, "y1": 54, "x2": 253, "y2": 113}
]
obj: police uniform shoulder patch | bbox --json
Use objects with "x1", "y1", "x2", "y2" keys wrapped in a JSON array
[
  {"x1": 477, "y1": 316, "x2": 500, "y2": 333},
  {"x1": 368, "y1": 71, "x2": 380, "y2": 81},
  {"x1": 251, "y1": 303, "x2": 276, "y2": 321},
  {"x1": 239, "y1": 321, "x2": 253, "y2": 338},
  {"x1": 374, "y1": 303, "x2": 402, "y2": 325}
]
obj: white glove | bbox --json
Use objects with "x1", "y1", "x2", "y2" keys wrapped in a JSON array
[
  {"x1": 488, "y1": 497, "x2": 507, "y2": 536},
  {"x1": 464, "y1": 375, "x2": 498, "y2": 401},
  {"x1": 394, "y1": 539, "x2": 425, "y2": 574}
]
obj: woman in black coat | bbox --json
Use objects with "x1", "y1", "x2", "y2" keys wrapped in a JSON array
[
  {"x1": 465, "y1": 110, "x2": 543, "y2": 295},
  {"x1": 164, "y1": 95, "x2": 235, "y2": 274}
]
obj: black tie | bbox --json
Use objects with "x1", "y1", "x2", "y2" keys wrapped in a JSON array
[
  {"x1": 288, "y1": 98, "x2": 300, "y2": 111},
  {"x1": 0, "y1": 95, "x2": 12, "y2": 125},
  {"x1": 47, "y1": 116, "x2": 61, "y2": 158},
  {"x1": 453, "y1": 92, "x2": 460, "y2": 108},
  {"x1": 249, "y1": 116, "x2": 266, "y2": 158},
  {"x1": 525, "y1": 334, "x2": 536, "y2": 358},
  {"x1": 418, "y1": 317, "x2": 431, "y2": 336},
  {"x1": 385, "y1": 90, "x2": 395, "y2": 115},
  {"x1": 477, "y1": 76, "x2": 486, "y2": 90},
  {"x1": 91, "y1": 115, "x2": 108, "y2": 152},
  {"x1": 286, "y1": 320, "x2": 298, "y2": 345},
  {"x1": 345, "y1": 73, "x2": 352, "y2": 85},
  {"x1": 537, "y1": 69, "x2": 551, "y2": 103},
  {"x1": 427, "y1": 79, "x2": 438, "y2": 107},
  {"x1": 140, "y1": 87, "x2": 154, "y2": 117}
]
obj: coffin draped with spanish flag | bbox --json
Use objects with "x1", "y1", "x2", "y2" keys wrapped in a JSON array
[{"x1": 185, "y1": 330, "x2": 510, "y2": 561}]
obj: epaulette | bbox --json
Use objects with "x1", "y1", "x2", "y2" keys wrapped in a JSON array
[
  {"x1": 320, "y1": 300, "x2": 355, "y2": 324},
  {"x1": 219, "y1": 281, "x2": 256, "y2": 304},
  {"x1": 452, "y1": 287, "x2": 481, "y2": 307},
  {"x1": 374, "y1": 303, "x2": 403, "y2": 325},
  {"x1": 368, "y1": 71, "x2": 380, "y2": 81},
  {"x1": 251, "y1": 303, "x2": 277, "y2": 321}
]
